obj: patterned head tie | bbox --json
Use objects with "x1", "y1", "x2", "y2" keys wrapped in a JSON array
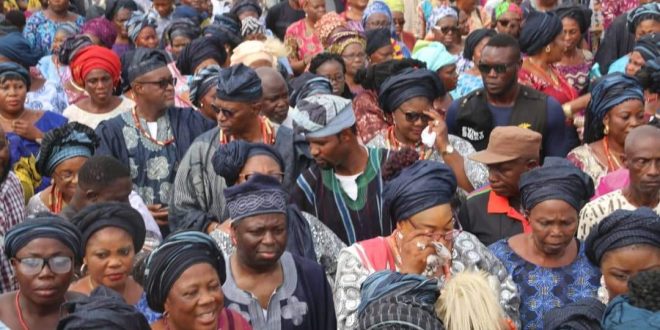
[{"x1": 223, "y1": 173, "x2": 288, "y2": 223}]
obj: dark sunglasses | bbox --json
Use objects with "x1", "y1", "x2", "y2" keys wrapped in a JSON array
[
  {"x1": 477, "y1": 62, "x2": 517, "y2": 74},
  {"x1": 401, "y1": 111, "x2": 432, "y2": 123},
  {"x1": 211, "y1": 104, "x2": 236, "y2": 118},
  {"x1": 435, "y1": 25, "x2": 459, "y2": 34},
  {"x1": 136, "y1": 77, "x2": 177, "y2": 89}
]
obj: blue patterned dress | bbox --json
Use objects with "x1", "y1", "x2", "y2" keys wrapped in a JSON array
[
  {"x1": 135, "y1": 292, "x2": 162, "y2": 324},
  {"x1": 22, "y1": 11, "x2": 85, "y2": 56},
  {"x1": 489, "y1": 239, "x2": 600, "y2": 330},
  {"x1": 450, "y1": 73, "x2": 484, "y2": 100}
]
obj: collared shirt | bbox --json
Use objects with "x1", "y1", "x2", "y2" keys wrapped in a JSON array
[
  {"x1": 0, "y1": 172, "x2": 27, "y2": 293},
  {"x1": 459, "y1": 185, "x2": 530, "y2": 247}
]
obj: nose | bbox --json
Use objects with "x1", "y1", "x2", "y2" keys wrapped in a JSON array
[
  {"x1": 648, "y1": 160, "x2": 660, "y2": 177},
  {"x1": 261, "y1": 231, "x2": 276, "y2": 245},
  {"x1": 197, "y1": 289, "x2": 216, "y2": 307},
  {"x1": 310, "y1": 145, "x2": 320, "y2": 157},
  {"x1": 107, "y1": 257, "x2": 123, "y2": 268}
]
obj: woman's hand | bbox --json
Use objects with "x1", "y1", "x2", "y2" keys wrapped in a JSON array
[
  {"x1": 423, "y1": 110, "x2": 450, "y2": 152},
  {"x1": 397, "y1": 229, "x2": 436, "y2": 275},
  {"x1": 12, "y1": 120, "x2": 43, "y2": 141}
]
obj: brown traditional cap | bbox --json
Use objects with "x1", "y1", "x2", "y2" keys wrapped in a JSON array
[{"x1": 468, "y1": 126, "x2": 542, "y2": 164}]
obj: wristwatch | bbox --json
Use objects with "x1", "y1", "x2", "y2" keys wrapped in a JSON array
[{"x1": 441, "y1": 144, "x2": 454, "y2": 156}]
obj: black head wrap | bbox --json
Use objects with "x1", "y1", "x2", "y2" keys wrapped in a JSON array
[
  {"x1": 289, "y1": 73, "x2": 333, "y2": 107},
  {"x1": 378, "y1": 68, "x2": 445, "y2": 113},
  {"x1": 543, "y1": 298, "x2": 606, "y2": 330},
  {"x1": 160, "y1": 18, "x2": 201, "y2": 49},
  {"x1": 58, "y1": 35, "x2": 94, "y2": 66},
  {"x1": 4, "y1": 214, "x2": 82, "y2": 262},
  {"x1": 230, "y1": 0, "x2": 262, "y2": 18},
  {"x1": 58, "y1": 286, "x2": 150, "y2": 330},
  {"x1": 36, "y1": 122, "x2": 100, "y2": 177},
  {"x1": 208, "y1": 14, "x2": 242, "y2": 47},
  {"x1": 212, "y1": 140, "x2": 285, "y2": 186},
  {"x1": 172, "y1": 5, "x2": 207, "y2": 26},
  {"x1": 216, "y1": 63, "x2": 262, "y2": 101},
  {"x1": 519, "y1": 157, "x2": 594, "y2": 212},
  {"x1": 365, "y1": 28, "x2": 392, "y2": 56},
  {"x1": 0, "y1": 62, "x2": 31, "y2": 90},
  {"x1": 224, "y1": 174, "x2": 288, "y2": 223},
  {"x1": 637, "y1": 58, "x2": 660, "y2": 93},
  {"x1": 104, "y1": 0, "x2": 138, "y2": 20},
  {"x1": 627, "y1": 3, "x2": 660, "y2": 34},
  {"x1": 519, "y1": 11, "x2": 563, "y2": 55},
  {"x1": 554, "y1": 5, "x2": 592, "y2": 34},
  {"x1": 463, "y1": 28, "x2": 496, "y2": 61},
  {"x1": 175, "y1": 36, "x2": 228, "y2": 75},
  {"x1": 144, "y1": 231, "x2": 226, "y2": 313},
  {"x1": 633, "y1": 33, "x2": 659, "y2": 62},
  {"x1": 71, "y1": 202, "x2": 146, "y2": 252},
  {"x1": 0, "y1": 32, "x2": 40, "y2": 68},
  {"x1": 585, "y1": 207, "x2": 660, "y2": 266},
  {"x1": 125, "y1": 48, "x2": 170, "y2": 84},
  {"x1": 383, "y1": 160, "x2": 457, "y2": 222},
  {"x1": 188, "y1": 64, "x2": 221, "y2": 107}
]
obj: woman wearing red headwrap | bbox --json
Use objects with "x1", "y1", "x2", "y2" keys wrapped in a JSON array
[{"x1": 62, "y1": 45, "x2": 134, "y2": 129}]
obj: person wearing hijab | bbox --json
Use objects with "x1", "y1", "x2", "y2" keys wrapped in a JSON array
[
  {"x1": 62, "y1": 45, "x2": 133, "y2": 129},
  {"x1": 543, "y1": 298, "x2": 605, "y2": 330},
  {"x1": 492, "y1": 1, "x2": 522, "y2": 38},
  {"x1": 334, "y1": 148, "x2": 520, "y2": 329},
  {"x1": 490, "y1": 157, "x2": 600, "y2": 329},
  {"x1": 554, "y1": 5, "x2": 594, "y2": 95},
  {"x1": 326, "y1": 27, "x2": 367, "y2": 93},
  {"x1": 160, "y1": 18, "x2": 200, "y2": 59},
  {"x1": 365, "y1": 28, "x2": 395, "y2": 65},
  {"x1": 367, "y1": 68, "x2": 487, "y2": 193},
  {"x1": 284, "y1": 0, "x2": 326, "y2": 76},
  {"x1": 567, "y1": 74, "x2": 645, "y2": 187},
  {"x1": 606, "y1": 3, "x2": 660, "y2": 75},
  {"x1": 584, "y1": 208, "x2": 660, "y2": 304},
  {"x1": 58, "y1": 286, "x2": 150, "y2": 329},
  {"x1": 144, "y1": 231, "x2": 251, "y2": 330},
  {"x1": 126, "y1": 11, "x2": 158, "y2": 48},
  {"x1": 68, "y1": 202, "x2": 160, "y2": 323},
  {"x1": 0, "y1": 215, "x2": 82, "y2": 329},
  {"x1": 94, "y1": 48, "x2": 215, "y2": 235},
  {"x1": 21, "y1": 0, "x2": 84, "y2": 57},
  {"x1": 451, "y1": 28, "x2": 494, "y2": 99},
  {"x1": 222, "y1": 174, "x2": 337, "y2": 329},
  {"x1": 425, "y1": 6, "x2": 461, "y2": 56},
  {"x1": 175, "y1": 36, "x2": 227, "y2": 76},
  {"x1": 625, "y1": 33, "x2": 659, "y2": 77},
  {"x1": 27, "y1": 123, "x2": 98, "y2": 215},
  {"x1": 82, "y1": 17, "x2": 118, "y2": 49},
  {"x1": 188, "y1": 64, "x2": 221, "y2": 121}
]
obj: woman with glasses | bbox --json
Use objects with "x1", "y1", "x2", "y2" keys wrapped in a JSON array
[
  {"x1": 492, "y1": 1, "x2": 522, "y2": 39},
  {"x1": 386, "y1": 0, "x2": 416, "y2": 51},
  {"x1": 366, "y1": 68, "x2": 488, "y2": 193},
  {"x1": 69, "y1": 202, "x2": 161, "y2": 323},
  {"x1": 490, "y1": 158, "x2": 600, "y2": 329},
  {"x1": 62, "y1": 45, "x2": 134, "y2": 130},
  {"x1": 426, "y1": 6, "x2": 462, "y2": 56},
  {"x1": 309, "y1": 52, "x2": 354, "y2": 99},
  {"x1": 0, "y1": 214, "x2": 83, "y2": 330},
  {"x1": 362, "y1": 0, "x2": 411, "y2": 58},
  {"x1": 326, "y1": 27, "x2": 368, "y2": 94},
  {"x1": 334, "y1": 148, "x2": 520, "y2": 329},
  {"x1": 27, "y1": 123, "x2": 98, "y2": 215}
]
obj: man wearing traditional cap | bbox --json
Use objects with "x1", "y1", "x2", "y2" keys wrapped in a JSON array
[
  {"x1": 95, "y1": 48, "x2": 216, "y2": 235},
  {"x1": 222, "y1": 174, "x2": 337, "y2": 329},
  {"x1": 578, "y1": 125, "x2": 660, "y2": 239},
  {"x1": 458, "y1": 126, "x2": 541, "y2": 246},
  {"x1": 290, "y1": 94, "x2": 393, "y2": 245},
  {"x1": 170, "y1": 64, "x2": 312, "y2": 233}
]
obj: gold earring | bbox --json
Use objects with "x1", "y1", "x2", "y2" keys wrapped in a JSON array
[
  {"x1": 604, "y1": 124, "x2": 609, "y2": 135},
  {"x1": 545, "y1": 45, "x2": 551, "y2": 53}
]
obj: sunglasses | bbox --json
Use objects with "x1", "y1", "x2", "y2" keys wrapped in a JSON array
[
  {"x1": 401, "y1": 111, "x2": 432, "y2": 123},
  {"x1": 13, "y1": 256, "x2": 73, "y2": 276},
  {"x1": 211, "y1": 104, "x2": 236, "y2": 118},
  {"x1": 136, "y1": 77, "x2": 177, "y2": 89},
  {"x1": 434, "y1": 25, "x2": 459, "y2": 34},
  {"x1": 477, "y1": 62, "x2": 517, "y2": 74}
]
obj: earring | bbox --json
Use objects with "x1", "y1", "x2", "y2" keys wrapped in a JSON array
[
  {"x1": 604, "y1": 124, "x2": 609, "y2": 135},
  {"x1": 545, "y1": 45, "x2": 551, "y2": 53},
  {"x1": 200, "y1": 102, "x2": 204, "y2": 109},
  {"x1": 80, "y1": 263, "x2": 87, "y2": 275}
]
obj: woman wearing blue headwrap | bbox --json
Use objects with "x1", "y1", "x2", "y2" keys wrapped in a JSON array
[
  {"x1": 625, "y1": 33, "x2": 659, "y2": 77},
  {"x1": 161, "y1": 18, "x2": 200, "y2": 60},
  {"x1": 334, "y1": 148, "x2": 520, "y2": 329},
  {"x1": 490, "y1": 157, "x2": 600, "y2": 329},
  {"x1": 362, "y1": 0, "x2": 411, "y2": 59},
  {"x1": 607, "y1": 3, "x2": 660, "y2": 75},
  {"x1": 567, "y1": 74, "x2": 645, "y2": 187},
  {"x1": 26, "y1": 122, "x2": 98, "y2": 216},
  {"x1": 584, "y1": 208, "x2": 660, "y2": 304},
  {"x1": 188, "y1": 65, "x2": 222, "y2": 121},
  {"x1": 126, "y1": 11, "x2": 158, "y2": 49},
  {"x1": 0, "y1": 214, "x2": 82, "y2": 330}
]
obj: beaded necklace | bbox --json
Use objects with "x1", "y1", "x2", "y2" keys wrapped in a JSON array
[{"x1": 131, "y1": 106, "x2": 175, "y2": 146}]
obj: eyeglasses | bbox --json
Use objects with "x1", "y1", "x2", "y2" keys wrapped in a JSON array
[
  {"x1": 400, "y1": 110, "x2": 432, "y2": 123},
  {"x1": 407, "y1": 214, "x2": 462, "y2": 242},
  {"x1": 211, "y1": 104, "x2": 237, "y2": 118},
  {"x1": 13, "y1": 256, "x2": 73, "y2": 275},
  {"x1": 434, "y1": 25, "x2": 459, "y2": 34},
  {"x1": 342, "y1": 52, "x2": 367, "y2": 62},
  {"x1": 322, "y1": 73, "x2": 345, "y2": 84},
  {"x1": 136, "y1": 77, "x2": 177, "y2": 89},
  {"x1": 477, "y1": 62, "x2": 517, "y2": 74},
  {"x1": 239, "y1": 172, "x2": 285, "y2": 183}
]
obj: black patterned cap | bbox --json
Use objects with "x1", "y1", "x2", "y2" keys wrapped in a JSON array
[{"x1": 223, "y1": 173, "x2": 288, "y2": 223}]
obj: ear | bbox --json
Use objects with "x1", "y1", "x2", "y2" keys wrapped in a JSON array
[
  {"x1": 526, "y1": 158, "x2": 540, "y2": 170},
  {"x1": 251, "y1": 101, "x2": 263, "y2": 115},
  {"x1": 603, "y1": 113, "x2": 610, "y2": 127},
  {"x1": 85, "y1": 189, "x2": 98, "y2": 203},
  {"x1": 229, "y1": 221, "x2": 238, "y2": 246}
]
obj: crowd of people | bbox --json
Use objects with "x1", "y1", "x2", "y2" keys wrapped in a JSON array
[{"x1": 0, "y1": 0, "x2": 659, "y2": 328}]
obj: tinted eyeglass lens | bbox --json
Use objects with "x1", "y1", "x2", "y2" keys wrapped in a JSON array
[
  {"x1": 477, "y1": 64, "x2": 508, "y2": 74},
  {"x1": 404, "y1": 112, "x2": 431, "y2": 123}
]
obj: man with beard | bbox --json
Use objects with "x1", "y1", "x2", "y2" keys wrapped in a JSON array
[
  {"x1": 222, "y1": 174, "x2": 336, "y2": 329},
  {"x1": 445, "y1": 33, "x2": 567, "y2": 157},
  {"x1": 290, "y1": 94, "x2": 392, "y2": 245},
  {"x1": 0, "y1": 127, "x2": 27, "y2": 293},
  {"x1": 578, "y1": 125, "x2": 660, "y2": 239},
  {"x1": 95, "y1": 48, "x2": 216, "y2": 236}
]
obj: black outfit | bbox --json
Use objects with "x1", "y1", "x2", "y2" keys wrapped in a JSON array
[
  {"x1": 458, "y1": 188, "x2": 526, "y2": 247},
  {"x1": 594, "y1": 11, "x2": 636, "y2": 74},
  {"x1": 266, "y1": 0, "x2": 305, "y2": 40}
]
